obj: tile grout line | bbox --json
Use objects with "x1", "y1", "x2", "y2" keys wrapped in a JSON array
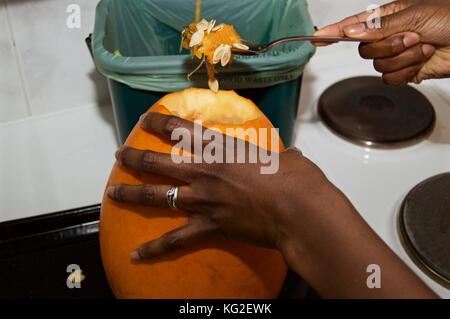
[
  {"x1": 4, "y1": 0, "x2": 33, "y2": 117},
  {"x1": 0, "y1": 101, "x2": 112, "y2": 129}
]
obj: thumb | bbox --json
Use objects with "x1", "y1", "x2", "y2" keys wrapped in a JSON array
[{"x1": 344, "y1": 11, "x2": 411, "y2": 41}]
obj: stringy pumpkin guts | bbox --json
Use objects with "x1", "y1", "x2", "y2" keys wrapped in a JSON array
[{"x1": 182, "y1": 19, "x2": 249, "y2": 92}]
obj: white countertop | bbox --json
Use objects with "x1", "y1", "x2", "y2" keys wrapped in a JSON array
[
  {"x1": 294, "y1": 43, "x2": 450, "y2": 298},
  {"x1": 0, "y1": 103, "x2": 118, "y2": 222}
]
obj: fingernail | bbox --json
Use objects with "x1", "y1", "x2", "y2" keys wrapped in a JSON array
[
  {"x1": 344, "y1": 23, "x2": 366, "y2": 36},
  {"x1": 130, "y1": 250, "x2": 141, "y2": 262},
  {"x1": 403, "y1": 33, "x2": 420, "y2": 48},
  {"x1": 286, "y1": 146, "x2": 302, "y2": 154},
  {"x1": 107, "y1": 186, "x2": 116, "y2": 199},
  {"x1": 139, "y1": 113, "x2": 150, "y2": 128},
  {"x1": 422, "y1": 44, "x2": 435, "y2": 57},
  {"x1": 115, "y1": 148, "x2": 122, "y2": 161},
  {"x1": 314, "y1": 25, "x2": 336, "y2": 37},
  {"x1": 314, "y1": 29, "x2": 327, "y2": 36}
]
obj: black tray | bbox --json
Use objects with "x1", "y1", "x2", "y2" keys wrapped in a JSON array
[
  {"x1": 0, "y1": 205, "x2": 315, "y2": 299},
  {"x1": 0, "y1": 205, "x2": 113, "y2": 298}
]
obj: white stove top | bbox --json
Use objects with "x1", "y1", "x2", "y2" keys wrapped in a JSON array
[{"x1": 295, "y1": 44, "x2": 450, "y2": 298}]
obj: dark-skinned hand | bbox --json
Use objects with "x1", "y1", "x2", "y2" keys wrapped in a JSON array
[
  {"x1": 106, "y1": 112, "x2": 437, "y2": 299},
  {"x1": 315, "y1": 0, "x2": 450, "y2": 85},
  {"x1": 107, "y1": 112, "x2": 338, "y2": 263}
]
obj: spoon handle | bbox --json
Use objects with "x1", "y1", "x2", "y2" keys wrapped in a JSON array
[{"x1": 267, "y1": 36, "x2": 366, "y2": 49}]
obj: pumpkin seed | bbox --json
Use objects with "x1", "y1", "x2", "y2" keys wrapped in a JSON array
[
  {"x1": 212, "y1": 24, "x2": 224, "y2": 32},
  {"x1": 213, "y1": 44, "x2": 232, "y2": 66},
  {"x1": 189, "y1": 30, "x2": 204, "y2": 47},
  {"x1": 67, "y1": 271, "x2": 85, "y2": 284},
  {"x1": 220, "y1": 45, "x2": 231, "y2": 67},
  {"x1": 233, "y1": 43, "x2": 250, "y2": 51},
  {"x1": 206, "y1": 19, "x2": 216, "y2": 34},
  {"x1": 196, "y1": 19, "x2": 209, "y2": 31},
  {"x1": 208, "y1": 78, "x2": 219, "y2": 92}
]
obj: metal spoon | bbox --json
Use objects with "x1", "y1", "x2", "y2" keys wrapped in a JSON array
[{"x1": 232, "y1": 36, "x2": 366, "y2": 56}]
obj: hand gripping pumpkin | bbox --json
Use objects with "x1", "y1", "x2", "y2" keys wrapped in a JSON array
[{"x1": 100, "y1": 89, "x2": 287, "y2": 298}]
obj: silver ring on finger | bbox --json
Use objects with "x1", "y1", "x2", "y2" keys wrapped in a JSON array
[{"x1": 166, "y1": 186, "x2": 179, "y2": 211}]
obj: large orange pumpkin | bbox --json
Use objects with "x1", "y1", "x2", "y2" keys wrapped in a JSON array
[{"x1": 100, "y1": 89, "x2": 287, "y2": 298}]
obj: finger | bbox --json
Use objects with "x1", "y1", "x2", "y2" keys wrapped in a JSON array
[
  {"x1": 373, "y1": 44, "x2": 435, "y2": 73},
  {"x1": 131, "y1": 218, "x2": 217, "y2": 260},
  {"x1": 343, "y1": 8, "x2": 416, "y2": 41},
  {"x1": 415, "y1": 54, "x2": 441, "y2": 83},
  {"x1": 141, "y1": 112, "x2": 213, "y2": 152},
  {"x1": 359, "y1": 32, "x2": 420, "y2": 59},
  {"x1": 314, "y1": 0, "x2": 413, "y2": 40},
  {"x1": 382, "y1": 63, "x2": 424, "y2": 86},
  {"x1": 116, "y1": 147, "x2": 196, "y2": 181},
  {"x1": 141, "y1": 112, "x2": 258, "y2": 162},
  {"x1": 413, "y1": 70, "x2": 431, "y2": 84},
  {"x1": 284, "y1": 147, "x2": 303, "y2": 156},
  {"x1": 313, "y1": 13, "x2": 367, "y2": 47},
  {"x1": 107, "y1": 184, "x2": 195, "y2": 209}
]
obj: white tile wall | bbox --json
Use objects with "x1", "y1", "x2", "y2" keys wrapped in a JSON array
[
  {"x1": 0, "y1": 0, "x2": 29, "y2": 122},
  {"x1": 5, "y1": 0, "x2": 109, "y2": 116},
  {"x1": 308, "y1": 0, "x2": 391, "y2": 28},
  {"x1": 0, "y1": 103, "x2": 117, "y2": 222}
]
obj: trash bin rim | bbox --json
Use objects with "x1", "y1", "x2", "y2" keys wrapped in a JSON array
[{"x1": 92, "y1": 0, "x2": 316, "y2": 76}]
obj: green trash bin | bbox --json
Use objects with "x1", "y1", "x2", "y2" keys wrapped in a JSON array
[{"x1": 92, "y1": 0, "x2": 316, "y2": 146}]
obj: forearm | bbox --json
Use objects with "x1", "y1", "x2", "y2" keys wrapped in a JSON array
[{"x1": 278, "y1": 184, "x2": 438, "y2": 299}]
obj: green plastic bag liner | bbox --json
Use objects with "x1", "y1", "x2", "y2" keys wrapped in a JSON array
[
  {"x1": 92, "y1": 0, "x2": 316, "y2": 92},
  {"x1": 91, "y1": 0, "x2": 316, "y2": 145}
]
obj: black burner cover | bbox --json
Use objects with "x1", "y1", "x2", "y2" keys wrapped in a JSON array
[
  {"x1": 318, "y1": 76, "x2": 436, "y2": 145},
  {"x1": 399, "y1": 173, "x2": 450, "y2": 285}
]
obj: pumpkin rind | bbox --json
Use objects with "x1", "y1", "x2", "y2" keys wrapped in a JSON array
[{"x1": 100, "y1": 89, "x2": 287, "y2": 299}]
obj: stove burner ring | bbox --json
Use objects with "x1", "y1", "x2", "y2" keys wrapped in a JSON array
[
  {"x1": 359, "y1": 95, "x2": 395, "y2": 113},
  {"x1": 399, "y1": 173, "x2": 450, "y2": 287},
  {"x1": 318, "y1": 76, "x2": 436, "y2": 147}
]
